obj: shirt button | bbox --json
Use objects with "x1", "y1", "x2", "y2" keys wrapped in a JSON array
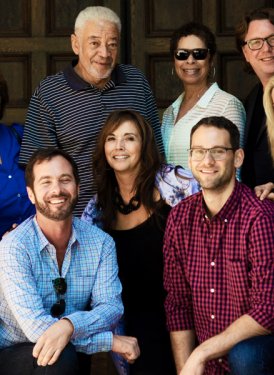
[
  {"x1": 211, "y1": 314, "x2": 215, "y2": 319},
  {"x1": 8, "y1": 175, "x2": 12, "y2": 179},
  {"x1": 17, "y1": 193, "x2": 21, "y2": 197},
  {"x1": 210, "y1": 288, "x2": 215, "y2": 293},
  {"x1": 210, "y1": 261, "x2": 215, "y2": 267},
  {"x1": 218, "y1": 358, "x2": 222, "y2": 363},
  {"x1": 224, "y1": 219, "x2": 228, "y2": 223}
]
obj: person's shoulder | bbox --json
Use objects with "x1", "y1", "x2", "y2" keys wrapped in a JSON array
[
  {"x1": 169, "y1": 191, "x2": 201, "y2": 217},
  {"x1": 73, "y1": 217, "x2": 112, "y2": 242},
  {"x1": 244, "y1": 82, "x2": 262, "y2": 105},
  {"x1": 0, "y1": 216, "x2": 35, "y2": 250},
  {"x1": 239, "y1": 183, "x2": 274, "y2": 217},
  {"x1": 118, "y1": 63, "x2": 147, "y2": 79},
  {"x1": 34, "y1": 71, "x2": 66, "y2": 93},
  {"x1": 214, "y1": 84, "x2": 244, "y2": 105}
]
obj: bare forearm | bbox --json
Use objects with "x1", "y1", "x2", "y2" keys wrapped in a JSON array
[
  {"x1": 170, "y1": 330, "x2": 196, "y2": 373},
  {"x1": 194, "y1": 315, "x2": 269, "y2": 364}
]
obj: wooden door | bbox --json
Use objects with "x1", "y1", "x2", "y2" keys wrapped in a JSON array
[
  {"x1": 129, "y1": 0, "x2": 274, "y2": 118},
  {"x1": 0, "y1": 0, "x2": 121, "y2": 124}
]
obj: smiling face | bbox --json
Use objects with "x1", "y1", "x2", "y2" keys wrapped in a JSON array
[
  {"x1": 27, "y1": 156, "x2": 79, "y2": 221},
  {"x1": 189, "y1": 125, "x2": 243, "y2": 192},
  {"x1": 71, "y1": 19, "x2": 119, "y2": 88},
  {"x1": 174, "y1": 34, "x2": 211, "y2": 87},
  {"x1": 104, "y1": 120, "x2": 142, "y2": 177},
  {"x1": 242, "y1": 19, "x2": 274, "y2": 87}
]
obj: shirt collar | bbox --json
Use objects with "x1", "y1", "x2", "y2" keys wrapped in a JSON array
[
  {"x1": 32, "y1": 216, "x2": 78, "y2": 252},
  {"x1": 201, "y1": 180, "x2": 242, "y2": 222},
  {"x1": 63, "y1": 60, "x2": 126, "y2": 90},
  {"x1": 171, "y1": 82, "x2": 219, "y2": 118},
  {"x1": 197, "y1": 82, "x2": 219, "y2": 108}
]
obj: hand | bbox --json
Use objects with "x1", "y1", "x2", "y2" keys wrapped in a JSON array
[
  {"x1": 33, "y1": 319, "x2": 74, "y2": 366},
  {"x1": 179, "y1": 349, "x2": 206, "y2": 375},
  {"x1": 254, "y1": 182, "x2": 274, "y2": 201},
  {"x1": 2, "y1": 223, "x2": 18, "y2": 237},
  {"x1": 112, "y1": 335, "x2": 140, "y2": 364}
]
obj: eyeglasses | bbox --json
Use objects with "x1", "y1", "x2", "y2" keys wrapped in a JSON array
[
  {"x1": 174, "y1": 48, "x2": 209, "y2": 60},
  {"x1": 242, "y1": 34, "x2": 274, "y2": 50},
  {"x1": 50, "y1": 277, "x2": 67, "y2": 317},
  {"x1": 188, "y1": 147, "x2": 235, "y2": 161}
]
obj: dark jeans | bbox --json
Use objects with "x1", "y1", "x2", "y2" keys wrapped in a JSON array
[
  {"x1": 0, "y1": 342, "x2": 91, "y2": 375},
  {"x1": 228, "y1": 335, "x2": 274, "y2": 375}
]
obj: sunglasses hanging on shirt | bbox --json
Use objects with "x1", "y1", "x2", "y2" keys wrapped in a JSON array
[
  {"x1": 174, "y1": 48, "x2": 210, "y2": 61},
  {"x1": 50, "y1": 277, "x2": 67, "y2": 317}
]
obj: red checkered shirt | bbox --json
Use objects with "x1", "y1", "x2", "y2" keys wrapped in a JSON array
[{"x1": 163, "y1": 181, "x2": 274, "y2": 375}]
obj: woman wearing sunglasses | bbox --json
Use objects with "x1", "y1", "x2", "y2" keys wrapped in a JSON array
[{"x1": 162, "y1": 22, "x2": 246, "y2": 169}]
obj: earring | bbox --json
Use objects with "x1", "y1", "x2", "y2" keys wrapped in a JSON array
[
  {"x1": 171, "y1": 67, "x2": 174, "y2": 76},
  {"x1": 211, "y1": 66, "x2": 216, "y2": 81}
]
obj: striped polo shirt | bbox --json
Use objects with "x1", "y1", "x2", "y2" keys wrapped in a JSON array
[{"x1": 19, "y1": 62, "x2": 164, "y2": 216}]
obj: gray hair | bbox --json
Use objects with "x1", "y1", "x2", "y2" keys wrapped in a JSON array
[{"x1": 74, "y1": 6, "x2": 121, "y2": 34}]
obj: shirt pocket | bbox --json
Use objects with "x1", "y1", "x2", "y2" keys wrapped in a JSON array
[
  {"x1": 226, "y1": 259, "x2": 250, "y2": 315},
  {"x1": 66, "y1": 276, "x2": 94, "y2": 311}
]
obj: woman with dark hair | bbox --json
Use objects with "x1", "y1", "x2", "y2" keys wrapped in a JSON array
[
  {"x1": 82, "y1": 109, "x2": 199, "y2": 375},
  {"x1": 162, "y1": 22, "x2": 246, "y2": 168},
  {"x1": 0, "y1": 72, "x2": 35, "y2": 239}
]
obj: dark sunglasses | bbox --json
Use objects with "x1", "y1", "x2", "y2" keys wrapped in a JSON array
[
  {"x1": 50, "y1": 277, "x2": 67, "y2": 317},
  {"x1": 174, "y1": 48, "x2": 209, "y2": 60}
]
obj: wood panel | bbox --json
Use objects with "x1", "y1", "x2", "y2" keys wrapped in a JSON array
[
  {"x1": 217, "y1": 0, "x2": 274, "y2": 35},
  {"x1": 0, "y1": 0, "x2": 31, "y2": 36},
  {"x1": 0, "y1": 0, "x2": 111, "y2": 125},
  {"x1": 0, "y1": 54, "x2": 31, "y2": 108},
  {"x1": 130, "y1": 0, "x2": 274, "y2": 112},
  {"x1": 46, "y1": 0, "x2": 103, "y2": 36}
]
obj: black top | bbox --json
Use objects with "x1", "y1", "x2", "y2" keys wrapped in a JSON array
[
  {"x1": 109, "y1": 204, "x2": 171, "y2": 315},
  {"x1": 242, "y1": 83, "x2": 274, "y2": 187},
  {"x1": 108, "y1": 203, "x2": 176, "y2": 375}
]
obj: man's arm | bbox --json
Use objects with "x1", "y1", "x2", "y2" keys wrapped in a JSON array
[
  {"x1": 170, "y1": 330, "x2": 196, "y2": 373},
  {"x1": 143, "y1": 76, "x2": 165, "y2": 155},
  {"x1": 0, "y1": 238, "x2": 59, "y2": 342},
  {"x1": 180, "y1": 209, "x2": 274, "y2": 375},
  {"x1": 180, "y1": 314, "x2": 270, "y2": 375},
  {"x1": 163, "y1": 208, "x2": 196, "y2": 373},
  {"x1": 62, "y1": 234, "x2": 123, "y2": 351},
  {"x1": 19, "y1": 87, "x2": 58, "y2": 166}
]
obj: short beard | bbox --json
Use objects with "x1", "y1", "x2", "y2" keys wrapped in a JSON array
[{"x1": 35, "y1": 196, "x2": 78, "y2": 221}]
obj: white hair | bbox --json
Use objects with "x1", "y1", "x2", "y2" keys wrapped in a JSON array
[{"x1": 74, "y1": 6, "x2": 121, "y2": 33}]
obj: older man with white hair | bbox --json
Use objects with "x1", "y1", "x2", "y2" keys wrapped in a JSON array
[{"x1": 19, "y1": 6, "x2": 164, "y2": 216}]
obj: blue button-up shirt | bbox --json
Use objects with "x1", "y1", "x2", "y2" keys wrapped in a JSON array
[
  {"x1": 0, "y1": 216, "x2": 123, "y2": 353},
  {"x1": 0, "y1": 123, "x2": 35, "y2": 238}
]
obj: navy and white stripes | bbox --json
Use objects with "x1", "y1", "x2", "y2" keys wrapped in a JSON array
[{"x1": 19, "y1": 63, "x2": 164, "y2": 216}]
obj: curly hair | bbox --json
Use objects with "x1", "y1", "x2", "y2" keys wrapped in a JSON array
[
  {"x1": 93, "y1": 109, "x2": 163, "y2": 230},
  {"x1": 170, "y1": 21, "x2": 216, "y2": 62}
]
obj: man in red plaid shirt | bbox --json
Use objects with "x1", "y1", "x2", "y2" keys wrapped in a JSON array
[{"x1": 163, "y1": 116, "x2": 274, "y2": 375}]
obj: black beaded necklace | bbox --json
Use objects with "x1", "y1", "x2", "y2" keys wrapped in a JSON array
[{"x1": 114, "y1": 190, "x2": 141, "y2": 215}]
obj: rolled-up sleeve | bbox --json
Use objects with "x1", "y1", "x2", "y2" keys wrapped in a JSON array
[
  {"x1": 163, "y1": 208, "x2": 194, "y2": 332},
  {"x1": 247, "y1": 212, "x2": 274, "y2": 332}
]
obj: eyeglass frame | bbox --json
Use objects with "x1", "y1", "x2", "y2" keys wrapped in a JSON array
[
  {"x1": 50, "y1": 277, "x2": 67, "y2": 317},
  {"x1": 188, "y1": 147, "x2": 236, "y2": 161},
  {"x1": 242, "y1": 34, "x2": 274, "y2": 50},
  {"x1": 174, "y1": 48, "x2": 210, "y2": 61}
]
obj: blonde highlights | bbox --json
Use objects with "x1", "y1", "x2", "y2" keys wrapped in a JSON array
[{"x1": 263, "y1": 76, "x2": 274, "y2": 161}]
